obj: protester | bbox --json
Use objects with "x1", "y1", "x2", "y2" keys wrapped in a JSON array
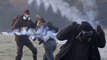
[
  {"x1": 9, "y1": 9, "x2": 37, "y2": 60},
  {"x1": 34, "y1": 17, "x2": 58, "y2": 60},
  {"x1": 55, "y1": 21, "x2": 106, "y2": 60}
]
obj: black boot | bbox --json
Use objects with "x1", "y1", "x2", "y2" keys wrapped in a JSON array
[{"x1": 33, "y1": 55, "x2": 37, "y2": 60}]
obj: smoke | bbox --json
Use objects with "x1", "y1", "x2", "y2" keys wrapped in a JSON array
[
  {"x1": 79, "y1": 0, "x2": 99, "y2": 27},
  {"x1": 27, "y1": 0, "x2": 34, "y2": 4},
  {"x1": 27, "y1": 0, "x2": 99, "y2": 27}
]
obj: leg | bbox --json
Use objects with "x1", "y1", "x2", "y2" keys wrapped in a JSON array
[
  {"x1": 43, "y1": 40, "x2": 57, "y2": 60},
  {"x1": 25, "y1": 40, "x2": 37, "y2": 60},
  {"x1": 43, "y1": 53, "x2": 47, "y2": 60},
  {"x1": 15, "y1": 40, "x2": 24, "y2": 60}
]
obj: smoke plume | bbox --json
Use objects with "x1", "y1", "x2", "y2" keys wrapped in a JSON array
[{"x1": 27, "y1": 0, "x2": 99, "y2": 27}]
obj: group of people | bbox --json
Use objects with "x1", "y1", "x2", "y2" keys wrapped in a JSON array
[
  {"x1": 1, "y1": 9, "x2": 106, "y2": 60},
  {"x1": 2, "y1": 9, "x2": 58, "y2": 60}
]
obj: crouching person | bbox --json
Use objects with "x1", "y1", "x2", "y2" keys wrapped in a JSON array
[
  {"x1": 35, "y1": 18, "x2": 58, "y2": 60},
  {"x1": 55, "y1": 21, "x2": 106, "y2": 60}
]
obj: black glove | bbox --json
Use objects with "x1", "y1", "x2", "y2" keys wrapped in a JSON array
[
  {"x1": 38, "y1": 38, "x2": 44, "y2": 45},
  {"x1": 96, "y1": 25, "x2": 105, "y2": 36},
  {"x1": 33, "y1": 38, "x2": 37, "y2": 41}
]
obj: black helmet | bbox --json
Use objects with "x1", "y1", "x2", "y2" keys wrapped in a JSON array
[{"x1": 80, "y1": 21, "x2": 93, "y2": 31}]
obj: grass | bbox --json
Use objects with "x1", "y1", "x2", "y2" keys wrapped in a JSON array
[
  {"x1": 0, "y1": 29, "x2": 107, "y2": 60},
  {"x1": 0, "y1": 35, "x2": 61, "y2": 60}
]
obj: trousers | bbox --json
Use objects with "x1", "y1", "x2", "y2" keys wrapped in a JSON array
[
  {"x1": 43, "y1": 39, "x2": 57, "y2": 60},
  {"x1": 15, "y1": 35, "x2": 37, "y2": 60}
]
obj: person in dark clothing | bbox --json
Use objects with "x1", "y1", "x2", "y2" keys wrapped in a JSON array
[
  {"x1": 12, "y1": 10, "x2": 35, "y2": 30},
  {"x1": 12, "y1": 9, "x2": 37, "y2": 60},
  {"x1": 55, "y1": 21, "x2": 106, "y2": 60}
]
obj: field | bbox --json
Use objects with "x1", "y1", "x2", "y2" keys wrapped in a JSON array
[
  {"x1": 0, "y1": 30, "x2": 107, "y2": 60},
  {"x1": 0, "y1": 34, "x2": 61, "y2": 60}
]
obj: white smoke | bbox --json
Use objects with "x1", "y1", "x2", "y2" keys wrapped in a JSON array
[
  {"x1": 27, "y1": 0, "x2": 34, "y2": 5},
  {"x1": 79, "y1": 0, "x2": 99, "y2": 27},
  {"x1": 27, "y1": 0, "x2": 99, "y2": 27}
]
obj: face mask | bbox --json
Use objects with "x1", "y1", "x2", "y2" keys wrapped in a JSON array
[
  {"x1": 25, "y1": 15, "x2": 29, "y2": 18},
  {"x1": 82, "y1": 30, "x2": 93, "y2": 37},
  {"x1": 23, "y1": 15, "x2": 30, "y2": 20},
  {"x1": 77, "y1": 30, "x2": 93, "y2": 43}
]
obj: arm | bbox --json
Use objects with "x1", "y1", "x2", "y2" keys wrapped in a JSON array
[
  {"x1": 56, "y1": 25, "x2": 72, "y2": 40},
  {"x1": 95, "y1": 25, "x2": 106, "y2": 48},
  {"x1": 57, "y1": 22, "x2": 79, "y2": 40}
]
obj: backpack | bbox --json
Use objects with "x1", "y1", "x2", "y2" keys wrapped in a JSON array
[
  {"x1": 11, "y1": 15, "x2": 20, "y2": 30},
  {"x1": 46, "y1": 22, "x2": 59, "y2": 33}
]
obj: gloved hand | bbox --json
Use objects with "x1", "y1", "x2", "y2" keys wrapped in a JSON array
[
  {"x1": 96, "y1": 25, "x2": 105, "y2": 36},
  {"x1": 38, "y1": 37, "x2": 44, "y2": 45}
]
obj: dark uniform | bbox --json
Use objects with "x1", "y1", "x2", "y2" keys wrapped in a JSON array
[
  {"x1": 55, "y1": 22, "x2": 106, "y2": 60},
  {"x1": 12, "y1": 14, "x2": 37, "y2": 60}
]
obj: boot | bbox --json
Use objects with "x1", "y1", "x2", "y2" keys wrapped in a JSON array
[{"x1": 33, "y1": 55, "x2": 37, "y2": 60}]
